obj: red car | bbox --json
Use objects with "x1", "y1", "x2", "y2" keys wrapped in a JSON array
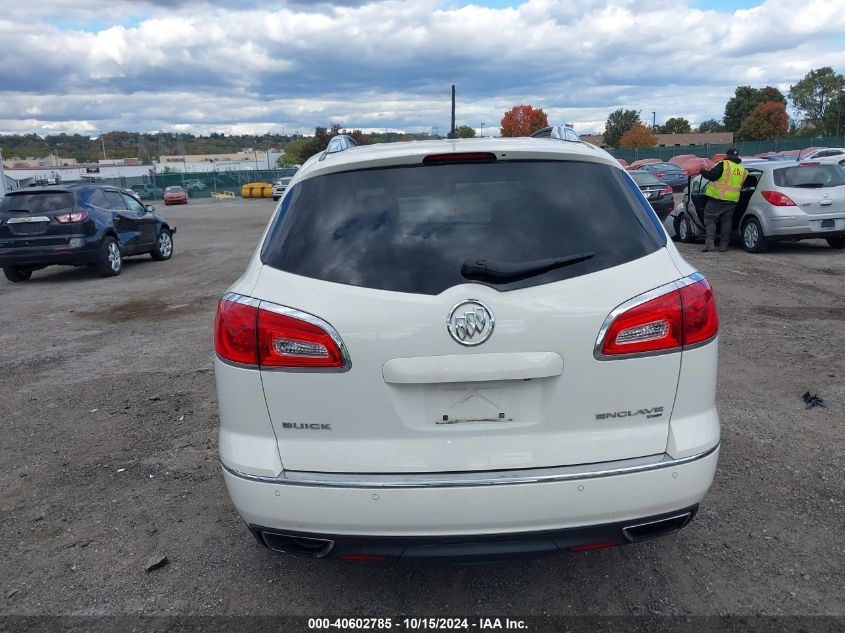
[
  {"x1": 669, "y1": 154, "x2": 714, "y2": 176},
  {"x1": 627, "y1": 158, "x2": 661, "y2": 171},
  {"x1": 163, "y1": 186, "x2": 188, "y2": 206}
]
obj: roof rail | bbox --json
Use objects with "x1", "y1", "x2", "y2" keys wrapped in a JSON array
[{"x1": 320, "y1": 134, "x2": 358, "y2": 160}]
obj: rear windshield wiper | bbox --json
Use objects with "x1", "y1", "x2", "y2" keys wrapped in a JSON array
[
  {"x1": 461, "y1": 253, "x2": 595, "y2": 283},
  {"x1": 792, "y1": 183, "x2": 825, "y2": 188}
]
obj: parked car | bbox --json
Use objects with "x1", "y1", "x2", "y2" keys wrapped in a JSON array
[
  {"x1": 627, "y1": 158, "x2": 661, "y2": 170},
  {"x1": 636, "y1": 162, "x2": 688, "y2": 190},
  {"x1": 628, "y1": 170, "x2": 674, "y2": 220},
  {"x1": 0, "y1": 183, "x2": 175, "y2": 281},
  {"x1": 800, "y1": 147, "x2": 845, "y2": 167},
  {"x1": 185, "y1": 179, "x2": 207, "y2": 192},
  {"x1": 214, "y1": 135, "x2": 720, "y2": 561},
  {"x1": 272, "y1": 178, "x2": 292, "y2": 201},
  {"x1": 669, "y1": 155, "x2": 714, "y2": 177},
  {"x1": 667, "y1": 162, "x2": 845, "y2": 251},
  {"x1": 617, "y1": 158, "x2": 630, "y2": 168},
  {"x1": 131, "y1": 183, "x2": 163, "y2": 200},
  {"x1": 163, "y1": 185, "x2": 188, "y2": 205}
]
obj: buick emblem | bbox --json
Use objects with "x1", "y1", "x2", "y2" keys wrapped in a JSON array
[{"x1": 447, "y1": 300, "x2": 495, "y2": 346}]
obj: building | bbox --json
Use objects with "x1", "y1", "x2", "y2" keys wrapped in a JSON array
[
  {"x1": 580, "y1": 132, "x2": 734, "y2": 149},
  {"x1": 2, "y1": 156, "x2": 78, "y2": 169}
]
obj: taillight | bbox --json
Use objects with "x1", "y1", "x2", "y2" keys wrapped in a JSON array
[
  {"x1": 54, "y1": 209, "x2": 89, "y2": 223},
  {"x1": 655, "y1": 172, "x2": 665, "y2": 178},
  {"x1": 214, "y1": 294, "x2": 348, "y2": 369},
  {"x1": 258, "y1": 308, "x2": 346, "y2": 368},
  {"x1": 660, "y1": 185, "x2": 673, "y2": 195},
  {"x1": 800, "y1": 161, "x2": 820, "y2": 166},
  {"x1": 596, "y1": 276, "x2": 718, "y2": 359},
  {"x1": 760, "y1": 190, "x2": 796, "y2": 206}
]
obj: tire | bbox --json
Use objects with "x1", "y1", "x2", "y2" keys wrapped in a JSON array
[
  {"x1": 3, "y1": 266, "x2": 33, "y2": 282},
  {"x1": 826, "y1": 237, "x2": 845, "y2": 249},
  {"x1": 741, "y1": 217, "x2": 769, "y2": 253},
  {"x1": 151, "y1": 229, "x2": 173, "y2": 261},
  {"x1": 98, "y1": 236, "x2": 123, "y2": 276},
  {"x1": 676, "y1": 214, "x2": 694, "y2": 243}
]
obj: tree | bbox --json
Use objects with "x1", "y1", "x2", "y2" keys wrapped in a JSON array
[
  {"x1": 736, "y1": 101, "x2": 789, "y2": 141},
  {"x1": 788, "y1": 66, "x2": 845, "y2": 137},
  {"x1": 457, "y1": 125, "x2": 476, "y2": 138},
  {"x1": 659, "y1": 117, "x2": 691, "y2": 134},
  {"x1": 500, "y1": 105, "x2": 549, "y2": 137},
  {"x1": 619, "y1": 123, "x2": 657, "y2": 149},
  {"x1": 602, "y1": 109, "x2": 641, "y2": 148},
  {"x1": 280, "y1": 139, "x2": 307, "y2": 165},
  {"x1": 724, "y1": 85, "x2": 786, "y2": 132},
  {"x1": 697, "y1": 118, "x2": 726, "y2": 133}
]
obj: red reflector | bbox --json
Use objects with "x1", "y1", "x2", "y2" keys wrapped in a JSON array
[
  {"x1": 679, "y1": 279, "x2": 719, "y2": 345},
  {"x1": 800, "y1": 161, "x2": 820, "y2": 165},
  {"x1": 54, "y1": 209, "x2": 89, "y2": 223},
  {"x1": 655, "y1": 173, "x2": 665, "y2": 178},
  {"x1": 337, "y1": 554, "x2": 388, "y2": 561},
  {"x1": 423, "y1": 152, "x2": 496, "y2": 164},
  {"x1": 258, "y1": 309, "x2": 345, "y2": 368},
  {"x1": 214, "y1": 299, "x2": 259, "y2": 365},
  {"x1": 601, "y1": 291, "x2": 683, "y2": 356},
  {"x1": 569, "y1": 541, "x2": 619, "y2": 552},
  {"x1": 760, "y1": 190, "x2": 796, "y2": 206}
]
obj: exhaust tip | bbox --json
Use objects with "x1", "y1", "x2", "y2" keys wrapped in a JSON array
[
  {"x1": 622, "y1": 511, "x2": 693, "y2": 543},
  {"x1": 261, "y1": 532, "x2": 335, "y2": 558}
]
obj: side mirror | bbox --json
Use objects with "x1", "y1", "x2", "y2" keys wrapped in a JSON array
[{"x1": 145, "y1": 204, "x2": 156, "y2": 213}]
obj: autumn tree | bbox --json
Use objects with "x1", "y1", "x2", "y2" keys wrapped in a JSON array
[
  {"x1": 736, "y1": 101, "x2": 789, "y2": 141},
  {"x1": 788, "y1": 66, "x2": 845, "y2": 137},
  {"x1": 660, "y1": 117, "x2": 691, "y2": 134},
  {"x1": 697, "y1": 118, "x2": 727, "y2": 133},
  {"x1": 724, "y1": 86, "x2": 786, "y2": 132},
  {"x1": 603, "y1": 109, "x2": 641, "y2": 148},
  {"x1": 619, "y1": 123, "x2": 658, "y2": 149},
  {"x1": 500, "y1": 105, "x2": 549, "y2": 137},
  {"x1": 457, "y1": 125, "x2": 477, "y2": 138}
]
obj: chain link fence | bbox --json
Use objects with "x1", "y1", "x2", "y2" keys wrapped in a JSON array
[{"x1": 608, "y1": 136, "x2": 845, "y2": 163}]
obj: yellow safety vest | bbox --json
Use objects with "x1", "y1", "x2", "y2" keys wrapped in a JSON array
[{"x1": 705, "y1": 160, "x2": 747, "y2": 203}]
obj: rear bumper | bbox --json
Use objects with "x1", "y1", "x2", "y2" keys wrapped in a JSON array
[
  {"x1": 762, "y1": 214, "x2": 845, "y2": 238},
  {"x1": 0, "y1": 238, "x2": 100, "y2": 267},
  {"x1": 222, "y1": 443, "x2": 719, "y2": 557}
]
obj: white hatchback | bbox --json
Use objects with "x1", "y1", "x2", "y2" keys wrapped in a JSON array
[{"x1": 214, "y1": 136, "x2": 720, "y2": 562}]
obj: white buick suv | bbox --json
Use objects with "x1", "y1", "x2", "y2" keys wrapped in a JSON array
[{"x1": 214, "y1": 136, "x2": 720, "y2": 562}]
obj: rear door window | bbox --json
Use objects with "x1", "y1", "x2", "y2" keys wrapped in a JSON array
[
  {"x1": 104, "y1": 191, "x2": 128, "y2": 209},
  {"x1": 79, "y1": 187, "x2": 108, "y2": 210},
  {"x1": 0, "y1": 192, "x2": 74, "y2": 213},
  {"x1": 773, "y1": 165, "x2": 845, "y2": 188},
  {"x1": 261, "y1": 160, "x2": 664, "y2": 295}
]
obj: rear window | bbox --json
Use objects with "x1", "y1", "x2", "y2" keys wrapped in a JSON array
[
  {"x1": 260, "y1": 160, "x2": 664, "y2": 295},
  {"x1": 651, "y1": 163, "x2": 681, "y2": 171},
  {"x1": 0, "y1": 192, "x2": 74, "y2": 213},
  {"x1": 773, "y1": 165, "x2": 845, "y2": 188},
  {"x1": 629, "y1": 171, "x2": 662, "y2": 186}
]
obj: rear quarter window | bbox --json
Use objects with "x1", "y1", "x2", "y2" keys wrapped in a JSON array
[{"x1": 261, "y1": 160, "x2": 665, "y2": 295}]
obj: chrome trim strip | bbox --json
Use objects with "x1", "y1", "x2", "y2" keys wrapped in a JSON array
[
  {"x1": 222, "y1": 443, "x2": 719, "y2": 489},
  {"x1": 222, "y1": 292, "x2": 261, "y2": 308},
  {"x1": 6, "y1": 216, "x2": 51, "y2": 224},
  {"x1": 593, "y1": 272, "x2": 709, "y2": 361}
]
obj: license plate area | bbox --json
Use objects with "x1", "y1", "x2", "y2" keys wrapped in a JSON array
[{"x1": 821, "y1": 219, "x2": 835, "y2": 229}]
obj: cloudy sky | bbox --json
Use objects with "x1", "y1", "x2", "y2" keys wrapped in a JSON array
[{"x1": 1, "y1": 0, "x2": 843, "y2": 137}]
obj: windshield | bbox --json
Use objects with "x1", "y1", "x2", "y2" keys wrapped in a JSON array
[
  {"x1": 260, "y1": 160, "x2": 663, "y2": 295},
  {"x1": 773, "y1": 165, "x2": 845, "y2": 188},
  {"x1": 0, "y1": 192, "x2": 74, "y2": 213},
  {"x1": 165, "y1": 186, "x2": 184, "y2": 193}
]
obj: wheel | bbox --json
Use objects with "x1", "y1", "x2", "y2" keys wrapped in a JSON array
[
  {"x1": 151, "y1": 229, "x2": 173, "y2": 261},
  {"x1": 826, "y1": 237, "x2": 845, "y2": 249},
  {"x1": 741, "y1": 217, "x2": 769, "y2": 253},
  {"x1": 98, "y1": 236, "x2": 123, "y2": 276},
  {"x1": 676, "y1": 214, "x2": 694, "y2": 243},
  {"x1": 3, "y1": 266, "x2": 32, "y2": 282}
]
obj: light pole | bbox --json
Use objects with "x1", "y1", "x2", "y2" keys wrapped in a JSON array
[
  {"x1": 480, "y1": 122, "x2": 485, "y2": 138},
  {"x1": 652, "y1": 112, "x2": 656, "y2": 132}
]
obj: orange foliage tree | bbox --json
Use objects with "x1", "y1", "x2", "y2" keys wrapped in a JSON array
[
  {"x1": 500, "y1": 105, "x2": 549, "y2": 137},
  {"x1": 736, "y1": 101, "x2": 789, "y2": 140},
  {"x1": 619, "y1": 123, "x2": 658, "y2": 149}
]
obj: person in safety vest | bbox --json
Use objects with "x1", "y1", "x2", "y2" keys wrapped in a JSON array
[{"x1": 698, "y1": 147, "x2": 748, "y2": 252}]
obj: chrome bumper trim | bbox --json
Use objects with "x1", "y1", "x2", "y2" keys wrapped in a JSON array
[{"x1": 221, "y1": 443, "x2": 719, "y2": 489}]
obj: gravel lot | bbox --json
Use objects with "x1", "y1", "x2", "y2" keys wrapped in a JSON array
[{"x1": 1, "y1": 198, "x2": 842, "y2": 625}]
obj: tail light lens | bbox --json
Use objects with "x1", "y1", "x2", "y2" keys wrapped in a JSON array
[
  {"x1": 423, "y1": 152, "x2": 496, "y2": 163},
  {"x1": 655, "y1": 172, "x2": 665, "y2": 178},
  {"x1": 660, "y1": 185, "x2": 673, "y2": 195},
  {"x1": 214, "y1": 295, "x2": 347, "y2": 369},
  {"x1": 54, "y1": 210, "x2": 89, "y2": 223},
  {"x1": 597, "y1": 277, "x2": 718, "y2": 358},
  {"x1": 761, "y1": 191, "x2": 796, "y2": 206}
]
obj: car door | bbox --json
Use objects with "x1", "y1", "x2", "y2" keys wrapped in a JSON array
[
  {"x1": 689, "y1": 175, "x2": 709, "y2": 225},
  {"x1": 104, "y1": 189, "x2": 140, "y2": 252},
  {"x1": 121, "y1": 193, "x2": 157, "y2": 248}
]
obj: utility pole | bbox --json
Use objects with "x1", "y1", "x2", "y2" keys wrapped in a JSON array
[
  {"x1": 101, "y1": 135, "x2": 107, "y2": 161},
  {"x1": 447, "y1": 84, "x2": 459, "y2": 139},
  {"x1": 0, "y1": 149, "x2": 6, "y2": 198},
  {"x1": 652, "y1": 112, "x2": 656, "y2": 132},
  {"x1": 480, "y1": 122, "x2": 485, "y2": 137}
]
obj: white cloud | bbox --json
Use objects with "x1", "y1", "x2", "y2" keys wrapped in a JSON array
[{"x1": 0, "y1": 0, "x2": 843, "y2": 137}]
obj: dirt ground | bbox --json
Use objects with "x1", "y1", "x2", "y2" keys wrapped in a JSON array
[{"x1": 1, "y1": 199, "x2": 842, "y2": 625}]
